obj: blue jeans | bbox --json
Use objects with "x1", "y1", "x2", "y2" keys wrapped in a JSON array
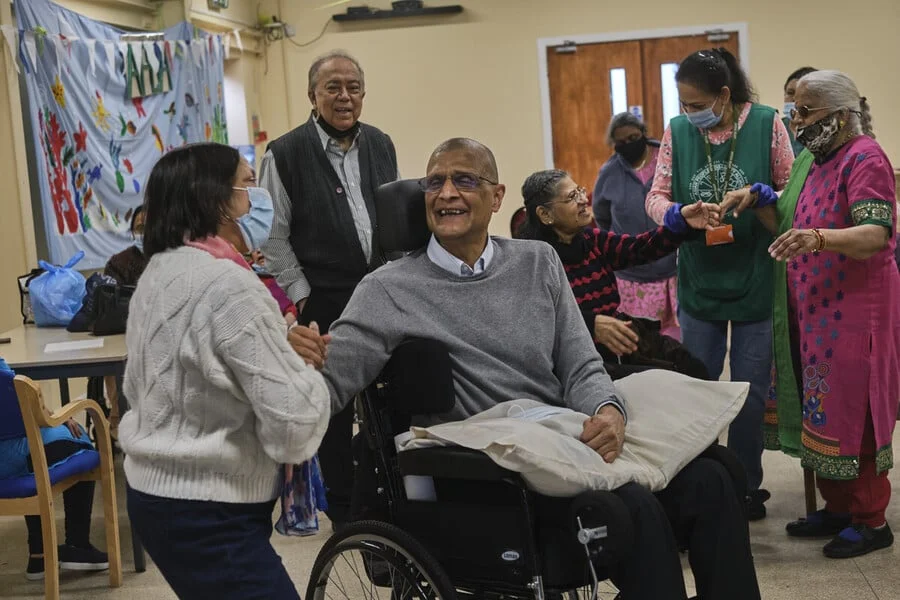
[
  {"x1": 127, "y1": 486, "x2": 300, "y2": 600},
  {"x1": 678, "y1": 310, "x2": 772, "y2": 492}
]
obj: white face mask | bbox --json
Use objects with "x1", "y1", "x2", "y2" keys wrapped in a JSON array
[
  {"x1": 231, "y1": 187, "x2": 274, "y2": 251},
  {"x1": 783, "y1": 102, "x2": 796, "y2": 118}
]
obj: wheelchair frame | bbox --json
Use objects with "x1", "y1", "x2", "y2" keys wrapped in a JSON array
[{"x1": 344, "y1": 377, "x2": 619, "y2": 600}]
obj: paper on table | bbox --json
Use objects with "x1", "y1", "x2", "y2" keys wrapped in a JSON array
[{"x1": 44, "y1": 339, "x2": 105, "y2": 354}]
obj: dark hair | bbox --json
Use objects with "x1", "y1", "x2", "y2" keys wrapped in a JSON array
[
  {"x1": 129, "y1": 205, "x2": 145, "y2": 234},
  {"x1": 607, "y1": 112, "x2": 647, "y2": 145},
  {"x1": 675, "y1": 48, "x2": 756, "y2": 104},
  {"x1": 784, "y1": 66, "x2": 817, "y2": 91},
  {"x1": 142, "y1": 143, "x2": 240, "y2": 258},
  {"x1": 516, "y1": 169, "x2": 568, "y2": 241}
]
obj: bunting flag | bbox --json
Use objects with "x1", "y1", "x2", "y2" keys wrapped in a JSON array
[
  {"x1": 56, "y1": 12, "x2": 76, "y2": 38},
  {"x1": 104, "y1": 40, "x2": 118, "y2": 80},
  {"x1": 143, "y1": 41, "x2": 160, "y2": 73},
  {"x1": 53, "y1": 34, "x2": 64, "y2": 76},
  {"x1": 87, "y1": 38, "x2": 96, "y2": 76},
  {"x1": 191, "y1": 39, "x2": 204, "y2": 68},
  {"x1": 24, "y1": 35, "x2": 37, "y2": 74}
]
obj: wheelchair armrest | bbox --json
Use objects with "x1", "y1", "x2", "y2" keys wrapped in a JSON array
[{"x1": 398, "y1": 446, "x2": 519, "y2": 483}]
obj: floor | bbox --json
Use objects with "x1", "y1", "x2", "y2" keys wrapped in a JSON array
[{"x1": 1, "y1": 435, "x2": 898, "y2": 600}]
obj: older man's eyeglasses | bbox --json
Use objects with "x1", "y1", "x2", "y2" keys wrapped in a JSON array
[
  {"x1": 790, "y1": 105, "x2": 839, "y2": 120},
  {"x1": 418, "y1": 172, "x2": 499, "y2": 193}
]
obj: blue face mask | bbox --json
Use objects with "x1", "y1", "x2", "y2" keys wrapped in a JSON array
[
  {"x1": 232, "y1": 187, "x2": 274, "y2": 252},
  {"x1": 133, "y1": 235, "x2": 144, "y2": 254},
  {"x1": 783, "y1": 102, "x2": 796, "y2": 118},
  {"x1": 685, "y1": 97, "x2": 723, "y2": 130}
]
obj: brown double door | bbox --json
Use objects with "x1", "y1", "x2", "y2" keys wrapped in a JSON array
[{"x1": 547, "y1": 33, "x2": 740, "y2": 190}]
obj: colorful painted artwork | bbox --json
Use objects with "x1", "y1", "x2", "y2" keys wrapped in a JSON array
[{"x1": 15, "y1": 0, "x2": 229, "y2": 268}]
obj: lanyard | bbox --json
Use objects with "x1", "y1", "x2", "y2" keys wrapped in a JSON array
[{"x1": 702, "y1": 106, "x2": 740, "y2": 204}]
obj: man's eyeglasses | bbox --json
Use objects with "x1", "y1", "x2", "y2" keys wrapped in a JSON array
[
  {"x1": 789, "y1": 105, "x2": 839, "y2": 120},
  {"x1": 418, "y1": 172, "x2": 498, "y2": 193}
]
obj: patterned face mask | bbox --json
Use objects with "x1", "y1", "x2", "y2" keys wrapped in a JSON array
[{"x1": 796, "y1": 112, "x2": 842, "y2": 157}]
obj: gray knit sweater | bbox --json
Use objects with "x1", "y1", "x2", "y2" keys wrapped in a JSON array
[{"x1": 322, "y1": 237, "x2": 624, "y2": 423}]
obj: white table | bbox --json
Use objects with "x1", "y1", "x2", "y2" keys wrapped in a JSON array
[{"x1": 0, "y1": 325, "x2": 126, "y2": 405}]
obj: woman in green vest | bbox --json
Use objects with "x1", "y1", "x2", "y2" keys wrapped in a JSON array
[{"x1": 644, "y1": 48, "x2": 795, "y2": 520}]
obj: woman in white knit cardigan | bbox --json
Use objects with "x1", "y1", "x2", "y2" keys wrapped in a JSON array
[{"x1": 119, "y1": 143, "x2": 332, "y2": 599}]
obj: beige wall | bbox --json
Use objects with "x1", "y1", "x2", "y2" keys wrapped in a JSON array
[{"x1": 260, "y1": 0, "x2": 900, "y2": 236}]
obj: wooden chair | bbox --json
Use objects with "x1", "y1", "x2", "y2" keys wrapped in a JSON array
[{"x1": 0, "y1": 375, "x2": 122, "y2": 600}]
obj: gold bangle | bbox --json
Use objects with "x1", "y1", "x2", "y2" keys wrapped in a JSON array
[{"x1": 811, "y1": 228, "x2": 826, "y2": 254}]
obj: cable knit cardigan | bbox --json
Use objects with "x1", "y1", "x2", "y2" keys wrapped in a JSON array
[{"x1": 119, "y1": 246, "x2": 331, "y2": 504}]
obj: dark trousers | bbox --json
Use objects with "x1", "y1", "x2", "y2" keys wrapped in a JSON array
[
  {"x1": 299, "y1": 287, "x2": 356, "y2": 524},
  {"x1": 611, "y1": 458, "x2": 761, "y2": 600},
  {"x1": 25, "y1": 440, "x2": 95, "y2": 554},
  {"x1": 126, "y1": 486, "x2": 299, "y2": 600}
]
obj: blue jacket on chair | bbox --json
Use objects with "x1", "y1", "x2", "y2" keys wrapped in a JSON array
[{"x1": 0, "y1": 358, "x2": 93, "y2": 480}]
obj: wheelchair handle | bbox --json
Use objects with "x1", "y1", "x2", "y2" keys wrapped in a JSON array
[{"x1": 576, "y1": 525, "x2": 608, "y2": 545}]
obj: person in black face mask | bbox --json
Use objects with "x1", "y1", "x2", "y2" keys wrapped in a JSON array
[
  {"x1": 592, "y1": 113, "x2": 681, "y2": 340},
  {"x1": 259, "y1": 51, "x2": 399, "y2": 532}
]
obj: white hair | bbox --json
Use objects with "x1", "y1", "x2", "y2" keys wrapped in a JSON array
[
  {"x1": 799, "y1": 70, "x2": 874, "y2": 138},
  {"x1": 307, "y1": 50, "x2": 365, "y2": 94}
]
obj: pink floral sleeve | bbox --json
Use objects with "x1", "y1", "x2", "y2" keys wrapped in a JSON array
[
  {"x1": 770, "y1": 117, "x2": 794, "y2": 191},
  {"x1": 645, "y1": 127, "x2": 675, "y2": 225}
]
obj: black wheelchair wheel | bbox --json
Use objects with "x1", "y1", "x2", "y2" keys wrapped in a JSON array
[
  {"x1": 306, "y1": 520, "x2": 457, "y2": 600},
  {"x1": 568, "y1": 491, "x2": 634, "y2": 566}
]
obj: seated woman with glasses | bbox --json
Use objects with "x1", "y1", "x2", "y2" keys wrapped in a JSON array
[{"x1": 516, "y1": 169, "x2": 715, "y2": 380}]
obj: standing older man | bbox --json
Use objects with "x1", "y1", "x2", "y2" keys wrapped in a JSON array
[
  {"x1": 320, "y1": 138, "x2": 761, "y2": 600},
  {"x1": 260, "y1": 50, "x2": 399, "y2": 529}
]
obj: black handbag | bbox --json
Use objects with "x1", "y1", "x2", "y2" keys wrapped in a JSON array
[
  {"x1": 17, "y1": 267, "x2": 46, "y2": 324},
  {"x1": 91, "y1": 283, "x2": 135, "y2": 336}
]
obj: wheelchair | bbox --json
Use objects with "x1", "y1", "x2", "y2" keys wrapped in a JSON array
[{"x1": 304, "y1": 180, "x2": 748, "y2": 600}]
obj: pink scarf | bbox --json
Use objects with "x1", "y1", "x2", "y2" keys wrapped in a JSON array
[
  {"x1": 184, "y1": 236, "x2": 251, "y2": 272},
  {"x1": 185, "y1": 236, "x2": 296, "y2": 317}
]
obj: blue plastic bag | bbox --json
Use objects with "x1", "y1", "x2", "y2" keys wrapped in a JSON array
[{"x1": 29, "y1": 251, "x2": 87, "y2": 327}]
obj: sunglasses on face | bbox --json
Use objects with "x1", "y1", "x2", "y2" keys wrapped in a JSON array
[
  {"x1": 789, "y1": 105, "x2": 839, "y2": 119},
  {"x1": 418, "y1": 172, "x2": 498, "y2": 193}
]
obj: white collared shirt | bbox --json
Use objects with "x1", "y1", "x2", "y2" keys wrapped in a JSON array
[{"x1": 426, "y1": 235, "x2": 495, "y2": 277}]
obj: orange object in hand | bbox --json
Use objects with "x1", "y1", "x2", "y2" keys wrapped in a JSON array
[{"x1": 705, "y1": 224, "x2": 734, "y2": 246}]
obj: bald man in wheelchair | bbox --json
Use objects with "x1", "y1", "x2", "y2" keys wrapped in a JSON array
[{"x1": 318, "y1": 138, "x2": 761, "y2": 600}]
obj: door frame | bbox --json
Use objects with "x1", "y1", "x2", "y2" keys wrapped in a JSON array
[{"x1": 537, "y1": 22, "x2": 750, "y2": 169}]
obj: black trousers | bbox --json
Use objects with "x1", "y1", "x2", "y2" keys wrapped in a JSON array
[
  {"x1": 299, "y1": 287, "x2": 356, "y2": 524},
  {"x1": 127, "y1": 486, "x2": 299, "y2": 599},
  {"x1": 25, "y1": 440, "x2": 95, "y2": 554},
  {"x1": 611, "y1": 457, "x2": 761, "y2": 600}
]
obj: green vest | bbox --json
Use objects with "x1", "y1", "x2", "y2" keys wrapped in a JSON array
[{"x1": 671, "y1": 104, "x2": 776, "y2": 322}]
